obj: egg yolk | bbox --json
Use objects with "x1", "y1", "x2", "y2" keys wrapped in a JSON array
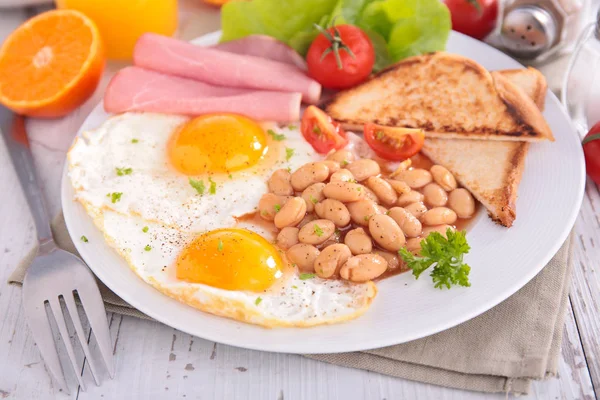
[
  {"x1": 175, "y1": 229, "x2": 283, "y2": 292},
  {"x1": 168, "y1": 114, "x2": 267, "y2": 175}
]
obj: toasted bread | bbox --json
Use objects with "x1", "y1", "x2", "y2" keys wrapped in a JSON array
[
  {"x1": 421, "y1": 68, "x2": 546, "y2": 227},
  {"x1": 325, "y1": 52, "x2": 553, "y2": 142}
]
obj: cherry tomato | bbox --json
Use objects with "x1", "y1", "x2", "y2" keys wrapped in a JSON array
[
  {"x1": 301, "y1": 106, "x2": 348, "y2": 154},
  {"x1": 583, "y1": 122, "x2": 600, "y2": 186},
  {"x1": 363, "y1": 123, "x2": 425, "y2": 161},
  {"x1": 443, "y1": 0, "x2": 498, "y2": 40},
  {"x1": 306, "y1": 24, "x2": 375, "y2": 90}
]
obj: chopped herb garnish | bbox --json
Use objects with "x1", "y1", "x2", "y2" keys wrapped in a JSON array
[
  {"x1": 356, "y1": 186, "x2": 362, "y2": 191},
  {"x1": 299, "y1": 273, "x2": 315, "y2": 280},
  {"x1": 80, "y1": 235, "x2": 88, "y2": 243},
  {"x1": 274, "y1": 204, "x2": 281, "y2": 212},
  {"x1": 398, "y1": 229, "x2": 471, "y2": 289},
  {"x1": 189, "y1": 178, "x2": 205, "y2": 195},
  {"x1": 292, "y1": 285, "x2": 298, "y2": 289},
  {"x1": 312, "y1": 125, "x2": 321, "y2": 135},
  {"x1": 131, "y1": 138, "x2": 139, "y2": 143},
  {"x1": 267, "y1": 129, "x2": 286, "y2": 141},
  {"x1": 287, "y1": 124, "x2": 297, "y2": 130},
  {"x1": 341, "y1": 160, "x2": 349, "y2": 167},
  {"x1": 310, "y1": 195, "x2": 318, "y2": 204},
  {"x1": 110, "y1": 192, "x2": 123, "y2": 203},
  {"x1": 106, "y1": 193, "x2": 110, "y2": 197},
  {"x1": 285, "y1": 147, "x2": 295, "y2": 161},
  {"x1": 334, "y1": 228, "x2": 341, "y2": 235},
  {"x1": 228, "y1": 174, "x2": 233, "y2": 179},
  {"x1": 260, "y1": 210, "x2": 268, "y2": 216},
  {"x1": 142, "y1": 226, "x2": 149, "y2": 233},
  {"x1": 208, "y1": 177, "x2": 217, "y2": 195},
  {"x1": 144, "y1": 244, "x2": 152, "y2": 251},
  {"x1": 376, "y1": 130, "x2": 385, "y2": 140},
  {"x1": 116, "y1": 167, "x2": 133, "y2": 176},
  {"x1": 286, "y1": 167, "x2": 292, "y2": 173},
  {"x1": 217, "y1": 240, "x2": 224, "y2": 252},
  {"x1": 313, "y1": 224, "x2": 324, "y2": 237},
  {"x1": 255, "y1": 297, "x2": 263, "y2": 305},
  {"x1": 386, "y1": 210, "x2": 391, "y2": 215},
  {"x1": 364, "y1": 215, "x2": 370, "y2": 222}
]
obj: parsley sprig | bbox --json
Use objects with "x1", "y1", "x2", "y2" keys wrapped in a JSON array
[
  {"x1": 398, "y1": 229, "x2": 471, "y2": 289},
  {"x1": 267, "y1": 129, "x2": 286, "y2": 141}
]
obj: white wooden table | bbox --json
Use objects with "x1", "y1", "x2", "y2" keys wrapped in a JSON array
[{"x1": 0, "y1": 3, "x2": 599, "y2": 400}]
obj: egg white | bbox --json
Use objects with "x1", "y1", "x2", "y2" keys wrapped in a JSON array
[{"x1": 68, "y1": 112, "x2": 320, "y2": 233}]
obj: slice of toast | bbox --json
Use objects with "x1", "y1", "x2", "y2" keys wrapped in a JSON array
[
  {"x1": 325, "y1": 52, "x2": 553, "y2": 142},
  {"x1": 421, "y1": 68, "x2": 546, "y2": 227}
]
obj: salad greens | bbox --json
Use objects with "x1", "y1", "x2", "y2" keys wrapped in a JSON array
[
  {"x1": 221, "y1": 0, "x2": 450, "y2": 71},
  {"x1": 398, "y1": 229, "x2": 471, "y2": 289}
]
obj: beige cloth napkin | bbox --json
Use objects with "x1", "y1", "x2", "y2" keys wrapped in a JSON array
[{"x1": 8, "y1": 214, "x2": 574, "y2": 395}]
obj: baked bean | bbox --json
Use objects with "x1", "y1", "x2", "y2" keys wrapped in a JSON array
[
  {"x1": 268, "y1": 169, "x2": 293, "y2": 196},
  {"x1": 397, "y1": 190, "x2": 424, "y2": 206},
  {"x1": 276, "y1": 227, "x2": 299, "y2": 250},
  {"x1": 327, "y1": 149, "x2": 355, "y2": 165},
  {"x1": 314, "y1": 199, "x2": 351, "y2": 227},
  {"x1": 421, "y1": 207, "x2": 457, "y2": 226},
  {"x1": 274, "y1": 197, "x2": 307, "y2": 228},
  {"x1": 290, "y1": 162, "x2": 329, "y2": 191},
  {"x1": 330, "y1": 168, "x2": 355, "y2": 183},
  {"x1": 394, "y1": 168, "x2": 432, "y2": 189},
  {"x1": 362, "y1": 185, "x2": 379, "y2": 203},
  {"x1": 344, "y1": 228, "x2": 373, "y2": 255},
  {"x1": 386, "y1": 179, "x2": 411, "y2": 196},
  {"x1": 323, "y1": 181, "x2": 366, "y2": 202},
  {"x1": 301, "y1": 182, "x2": 326, "y2": 212},
  {"x1": 314, "y1": 244, "x2": 352, "y2": 278},
  {"x1": 368, "y1": 214, "x2": 406, "y2": 251},
  {"x1": 340, "y1": 254, "x2": 388, "y2": 282},
  {"x1": 366, "y1": 176, "x2": 398, "y2": 206},
  {"x1": 405, "y1": 238, "x2": 423, "y2": 255},
  {"x1": 298, "y1": 219, "x2": 335, "y2": 245},
  {"x1": 422, "y1": 183, "x2": 448, "y2": 207},
  {"x1": 389, "y1": 159, "x2": 412, "y2": 178},
  {"x1": 430, "y1": 165, "x2": 457, "y2": 191},
  {"x1": 373, "y1": 249, "x2": 403, "y2": 271},
  {"x1": 321, "y1": 160, "x2": 340, "y2": 176},
  {"x1": 258, "y1": 193, "x2": 287, "y2": 221},
  {"x1": 346, "y1": 159, "x2": 380, "y2": 181},
  {"x1": 423, "y1": 224, "x2": 455, "y2": 238},
  {"x1": 448, "y1": 188, "x2": 475, "y2": 218},
  {"x1": 404, "y1": 202, "x2": 428, "y2": 219},
  {"x1": 346, "y1": 199, "x2": 381, "y2": 225},
  {"x1": 387, "y1": 207, "x2": 422, "y2": 238},
  {"x1": 286, "y1": 244, "x2": 319, "y2": 272}
]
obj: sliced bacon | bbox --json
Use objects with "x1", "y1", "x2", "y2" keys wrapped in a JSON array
[
  {"x1": 104, "y1": 67, "x2": 302, "y2": 122},
  {"x1": 133, "y1": 33, "x2": 320, "y2": 104},
  {"x1": 213, "y1": 35, "x2": 307, "y2": 70}
]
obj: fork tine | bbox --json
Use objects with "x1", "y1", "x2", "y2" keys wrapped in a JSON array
[
  {"x1": 77, "y1": 288, "x2": 115, "y2": 378},
  {"x1": 47, "y1": 297, "x2": 87, "y2": 392},
  {"x1": 63, "y1": 293, "x2": 101, "y2": 386},
  {"x1": 22, "y1": 298, "x2": 70, "y2": 394}
]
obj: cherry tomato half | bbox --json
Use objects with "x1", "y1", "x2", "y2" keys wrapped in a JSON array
[
  {"x1": 306, "y1": 24, "x2": 375, "y2": 90},
  {"x1": 301, "y1": 106, "x2": 348, "y2": 154},
  {"x1": 583, "y1": 121, "x2": 600, "y2": 186},
  {"x1": 363, "y1": 123, "x2": 425, "y2": 161},
  {"x1": 443, "y1": 0, "x2": 498, "y2": 40}
]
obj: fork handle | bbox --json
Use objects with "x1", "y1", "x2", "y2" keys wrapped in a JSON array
[{"x1": 0, "y1": 106, "x2": 54, "y2": 249}]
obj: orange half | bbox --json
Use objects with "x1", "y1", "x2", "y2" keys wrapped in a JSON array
[{"x1": 0, "y1": 9, "x2": 105, "y2": 117}]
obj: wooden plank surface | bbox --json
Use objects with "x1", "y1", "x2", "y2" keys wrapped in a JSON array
[{"x1": 0, "y1": 3, "x2": 598, "y2": 400}]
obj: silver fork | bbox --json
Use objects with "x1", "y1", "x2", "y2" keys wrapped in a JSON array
[{"x1": 1, "y1": 106, "x2": 115, "y2": 393}]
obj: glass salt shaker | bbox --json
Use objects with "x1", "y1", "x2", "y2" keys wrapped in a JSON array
[{"x1": 562, "y1": 9, "x2": 600, "y2": 135}]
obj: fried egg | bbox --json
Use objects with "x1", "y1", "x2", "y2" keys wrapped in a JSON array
[{"x1": 69, "y1": 112, "x2": 376, "y2": 327}]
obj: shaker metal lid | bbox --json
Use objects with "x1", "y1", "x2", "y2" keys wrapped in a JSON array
[{"x1": 500, "y1": 5, "x2": 558, "y2": 59}]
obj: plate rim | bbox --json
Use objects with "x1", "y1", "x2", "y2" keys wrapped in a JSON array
[{"x1": 61, "y1": 30, "x2": 586, "y2": 354}]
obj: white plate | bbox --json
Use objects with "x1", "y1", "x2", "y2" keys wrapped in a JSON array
[{"x1": 61, "y1": 31, "x2": 585, "y2": 354}]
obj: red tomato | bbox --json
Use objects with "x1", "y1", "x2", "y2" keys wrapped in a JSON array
[
  {"x1": 583, "y1": 122, "x2": 600, "y2": 186},
  {"x1": 306, "y1": 24, "x2": 375, "y2": 90},
  {"x1": 363, "y1": 123, "x2": 425, "y2": 161},
  {"x1": 301, "y1": 106, "x2": 348, "y2": 154},
  {"x1": 443, "y1": 0, "x2": 498, "y2": 40}
]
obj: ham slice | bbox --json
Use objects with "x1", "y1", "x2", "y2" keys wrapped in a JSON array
[
  {"x1": 134, "y1": 33, "x2": 320, "y2": 104},
  {"x1": 104, "y1": 67, "x2": 302, "y2": 122},
  {"x1": 213, "y1": 35, "x2": 307, "y2": 71}
]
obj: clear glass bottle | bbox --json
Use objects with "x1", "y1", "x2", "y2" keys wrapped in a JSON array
[{"x1": 562, "y1": 9, "x2": 600, "y2": 135}]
